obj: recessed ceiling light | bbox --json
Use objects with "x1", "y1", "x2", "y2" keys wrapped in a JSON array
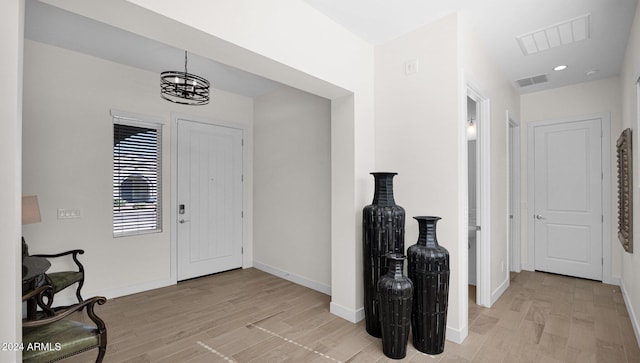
[
  {"x1": 553, "y1": 65, "x2": 568, "y2": 71},
  {"x1": 586, "y1": 69, "x2": 599, "y2": 76}
]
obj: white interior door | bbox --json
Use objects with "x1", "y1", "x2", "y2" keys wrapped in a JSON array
[
  {"x1": 177, "y1": 119, "x2": 243, "y2": 281},
  {"x1": 532, "y1": 117, "x2": 602, "y2": 280}
]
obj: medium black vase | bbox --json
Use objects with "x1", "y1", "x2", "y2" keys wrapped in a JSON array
[
  {"x1": 407, "y1": 216, "x2": 450, "y2": 355},
  {"x1": 378, "y1": 253, "x2": 413, "y2": 359},
  {"x1": 363, "y1": 172, "x2": 405, "y2": 338}
]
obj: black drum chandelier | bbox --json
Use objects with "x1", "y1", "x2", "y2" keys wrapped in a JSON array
[{"x1": 160, "y1": 51, "x2": 210, "y2": 105}]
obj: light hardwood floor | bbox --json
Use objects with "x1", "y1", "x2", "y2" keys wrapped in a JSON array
[{"x1": 64, "y1": 268, "x2": 640, "y2": 362}]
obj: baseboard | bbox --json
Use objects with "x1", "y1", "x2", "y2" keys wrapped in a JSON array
[
  {"x1": 50, "y1": 278, "x2": 175, "y2": 307},
  {"x1": 491, "y1": 277, "x2": 510, "y2": 305},
  {"x1": 329, "y1": 301, "x2": 365, "y2": 323},
  {"x1": 446, "y1": 323, "x2": 468, "y2": 344},
  {"x1": 620, "y1": 279, "x2": 640, "y2": 348},
  {"x1": 253, "y1": 261, "x2": 331, "y2": 295}
]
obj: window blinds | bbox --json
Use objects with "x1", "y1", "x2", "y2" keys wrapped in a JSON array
[{"x1": 113, "y1": 118, "x2": 162, "y2": 237}]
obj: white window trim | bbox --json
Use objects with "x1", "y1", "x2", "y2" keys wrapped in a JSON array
[{"x1": 111, "y1": 109, "x2": 164, "y2": 129}]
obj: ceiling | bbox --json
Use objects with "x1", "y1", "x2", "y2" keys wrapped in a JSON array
[
  {"x1": 24, "y1": 0, "x2": 283, "y2": 98},
  {"x1": 303, "y1": 0, "x2": 638, "y2": 94},
  {"x1": 26, "y1": 0, "x2": 638, "y2": 96}
]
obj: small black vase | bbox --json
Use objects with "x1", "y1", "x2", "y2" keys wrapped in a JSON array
[
  {"x1": 407, "y1": 216, "x2": 450, "y2": 355},
  {"x1": 378, "y1": 253, "x2": 413, "y2": 359},
  {"x1": 362, "y1": 172, "x2": 405, "y2": 337}
]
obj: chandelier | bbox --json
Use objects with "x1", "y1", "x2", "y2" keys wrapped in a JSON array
[{"x1": 160, "y1": 51, "x2": 210, "y2": 105}]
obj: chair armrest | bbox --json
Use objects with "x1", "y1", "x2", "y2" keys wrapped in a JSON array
[
  {"x1": 22, "y1": 285, "x2": 55, "y2": 316},
  {"x1": 23, "y1": 296, "x2": 107, "y2": 330},
  {"x1": 22, "y1": 285, "x2": 53, "y2": 303},
  {"x1": 32, "y1": 250, "x2": 85, "y2": 274},
  {"x1": 32, "y1": 249, "x2": 84, "y2": 259}
]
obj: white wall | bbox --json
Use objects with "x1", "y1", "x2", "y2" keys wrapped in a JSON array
[
  {"x1": 620, "y1": 1, "x2": 640, "y2": 346},
  {"x1": 520, "y1": 76, "x2": 623, "y2": 284},
  {"x1": 0, "y1": 1, "x2": 24, "y2": 362},
  {"x1": 31, "y1": 0, "x2": 375, "y2": 322},
  {"x1": 375, "y1": 13, "x2": 520, "y2": 342},
  {"x1": 459, "y1": 20, "x2": 520, "y2": 304},
  {"x1": 253, "y1": 85, "x2": 331, "y2": 293},
  {"x1": 375, "y1": 14, "x2": 464, "y2": 340},
  {"x1": 22, "y1": 40, "x2": 254, "y2": 302}
]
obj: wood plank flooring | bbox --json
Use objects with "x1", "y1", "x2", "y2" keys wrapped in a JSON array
[{"x1": 62, "y1": 268, "x2": 640, "y2": 362}]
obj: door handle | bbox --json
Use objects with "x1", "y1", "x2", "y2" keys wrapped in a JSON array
[
  {"x1": 179, "y1": 219, "x2": 190, "y2": 224},
  {"x1": 535, "y1": 214, "x2": 544, "y2": 220}
]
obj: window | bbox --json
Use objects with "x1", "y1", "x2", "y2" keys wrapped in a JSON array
[
  {"x1": 112, "y1": 111, "x2": 162, "y2": 236},
  {"x1": 120, "y1": 174, "x2": 151, "y2": 203}
]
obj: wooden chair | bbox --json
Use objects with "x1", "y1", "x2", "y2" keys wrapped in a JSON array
[
  {"x1": 22, "y1": 239, "x2": 85, "y2": 308},
  {"x1": 22, "y1": 285, "x2": 107, "y2": 363}
]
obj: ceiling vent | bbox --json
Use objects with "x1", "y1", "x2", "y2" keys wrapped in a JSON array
[
  {"x1": 516, "y1": 14, "x2": 590, "y2": 56},
  {"x1": 516, "y1": 74, "x2": 548, "y2": 88}
]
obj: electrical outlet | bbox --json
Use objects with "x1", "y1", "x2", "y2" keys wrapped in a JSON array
[
  {"x1": 501, "y1": 261, "x2": 505, "y2": 272},
  {"x1": 57, "y1": 208, "x2": 81, "y2": 219}
]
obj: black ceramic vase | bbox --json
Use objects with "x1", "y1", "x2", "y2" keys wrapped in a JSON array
[
  {"x1": 377, "y1": 253, "x2": 413, "y2": 359},
  {"x1": 363, "y1": 172, "x2": 405, "y2": 338},
  {"x1": 407, "y1": 216, "x2": 450, "y2": 355}
]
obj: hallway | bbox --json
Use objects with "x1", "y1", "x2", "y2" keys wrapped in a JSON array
[{"x1": 466, "y1": 271, "x2": 640, "y2": 362}]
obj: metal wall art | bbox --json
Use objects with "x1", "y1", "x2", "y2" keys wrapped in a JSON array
[{"x1": 617, "y1": 128, "x2": 633, "y2": 253}]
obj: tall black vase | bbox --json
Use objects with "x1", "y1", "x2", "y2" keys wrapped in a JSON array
[
  {"x1": 407, "y1": 216, "x2": 450, "y2": 355},
  {"x1": 363, "y1": 172, "x2": 405, "y2": 338},
  {"x1": 378, "y1": 253, "x2": 413, "y2": 359}
]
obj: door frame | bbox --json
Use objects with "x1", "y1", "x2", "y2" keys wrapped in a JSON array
[
  {"x1": 169, "y1": 113, "x2": 251, "y2": 284},
  {"x1": 508, "y1": 112, "x2": 521, "y2": 273},
  {"x1": 636, "y1": 78, "x2": 640, "y2": 188},
  {"x1": 464, "y1": 76, "x2": 492, "y2": 308},
  {"x1": 526, "y1": 113, "x2": 612, "y2": 283}
]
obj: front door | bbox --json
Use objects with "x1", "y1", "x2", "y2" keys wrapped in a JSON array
[
  {"x1": 177, "y1": 119, "x2": 243, "y2": 281},
  {"x1": 532, "y1": 117, "x2": 602, "y2": 280}
]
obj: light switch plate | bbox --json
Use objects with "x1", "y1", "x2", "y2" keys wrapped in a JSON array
[
  {"x1": 57, "y1": 208, "x2": 81, "y2": 219},
  {"x1": 405, "y1": 59, "x2": 419, "y2": 75}
]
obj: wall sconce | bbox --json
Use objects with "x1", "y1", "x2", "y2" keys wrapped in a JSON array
[{"x1": 467, "y1": 118, "x2": 477, "y2": 141}]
